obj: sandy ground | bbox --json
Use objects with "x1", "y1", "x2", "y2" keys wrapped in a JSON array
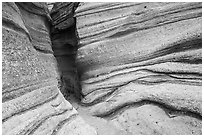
[
  {"x1": 66, "y1": 92, "x2": 202, "y2": 135},
  {"x1": 66, "y1": 94, "x2": 129, "y2": 135}
]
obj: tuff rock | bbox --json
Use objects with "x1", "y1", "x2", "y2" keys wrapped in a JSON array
[
  {"x1": 75, "y1": 2, "x2": 202, "y2": 134},
  {"x1": 2, "y1": 2, "x2": 202, "y2": 135},
  {"x1": 2, "y1": 2, "x2": 96, "y2": 135}
]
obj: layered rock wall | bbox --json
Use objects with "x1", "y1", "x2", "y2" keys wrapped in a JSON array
[
  {"x1": 75, "y1": 2, "x2": 202, "y2": 134},
  {"x1": 2, "y1": 2, "x2": 96, "y2": 135},
  {"x1": 2, "y1": 2, "x2": 202, "y2": 135}
]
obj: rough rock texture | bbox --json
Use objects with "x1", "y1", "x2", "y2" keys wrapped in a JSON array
[
  {"x1": 75, "y1": 2, "x2": 202, "y2": 134},
  {"x1": 2, "y1": 2, "x2": 96, "y2": 135},
  {"x1": 2, "y1": 2, "x2": 202, "y2": 135}
]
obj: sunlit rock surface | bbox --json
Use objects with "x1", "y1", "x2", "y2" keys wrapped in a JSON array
[
  {"x1": 75, "y1": 2, "x2": 202, "y2": 134},
  {"x1": 2, "y1": 2, "x2": 96, "y2": 135}
]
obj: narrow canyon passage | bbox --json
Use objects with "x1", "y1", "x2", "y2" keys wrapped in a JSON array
[
  {"x1": 49, "y1": 2, "x2": 202, "y2": 135},
  {"x1": 2, "y1": 2, "x2": 202, "y2": 135},
  {"x1": 49, "y1": 3, "x2": 127, "y2": 134}
]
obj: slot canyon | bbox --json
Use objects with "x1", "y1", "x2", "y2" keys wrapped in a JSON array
[{"x1": 2, "y1": 2, "x2": 202, "y2": 135}]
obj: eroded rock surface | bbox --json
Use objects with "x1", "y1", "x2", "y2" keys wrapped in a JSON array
[
  {"x1": 2, "y1": 2, "x2": 96, "y2": 135},
  {"x1": 75, "y1": 2, "x2": 202, "y2": 134},
  {"x1": 2, "y1": 2, "x2": 202, "y2": 135}
]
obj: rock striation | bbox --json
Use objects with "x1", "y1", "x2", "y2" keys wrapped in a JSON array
[
  {"x1": 2, "y1": 2, "x2": 202, "y2": 135},
  {"x1": 75, "y1": 2, "x2": 202, "y2": 134},
  {"x1": 2, "y1": 2, "x2": 96, "y2": 135}
]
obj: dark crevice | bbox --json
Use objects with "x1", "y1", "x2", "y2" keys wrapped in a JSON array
[
  {"x1": 50, "y1": 3, "x2": 81, "y2": 101},
  {"x1": 47, "y1": 3, "x2": 202, "y2": 126}
]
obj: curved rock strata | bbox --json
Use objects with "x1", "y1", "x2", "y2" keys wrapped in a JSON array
[
  {"x1": 2, "y1": 2, "x2": 96, "y2": 135},
  {"x1": 2, "y1": 2, "x2": 202, "y2": 135},
  {"x1": 75, "y1": 2, "x2": 202, "y2": 134}
]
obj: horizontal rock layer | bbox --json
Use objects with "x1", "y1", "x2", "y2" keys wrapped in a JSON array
[
  {"x1": 75, "y1": 2, "x2": 202, "y2": 134},
  {"x1": 2, "y1": 2, "x2": 96, "y2": 135}
]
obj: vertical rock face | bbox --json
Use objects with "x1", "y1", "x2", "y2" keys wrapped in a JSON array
[
  {"x1": 50, "y1": 2, "x2": 81, "y2": 98},
  {"x1": 75, "y1": 2, "x2": 202, "y2": 134},
  {"x1": 2, "y1": 2, "x2": 96, "y2": 135},
  {"x1": 2, "y1": 2, "x2": 202, "y2": 135}
]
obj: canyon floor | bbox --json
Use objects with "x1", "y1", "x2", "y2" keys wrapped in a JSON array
[
  {"x1": 66, "y1": 92, "x2": 202, "y2": 135},
  {"x1": 66, "y1": 94, "x2": 128, "y2": 135}
]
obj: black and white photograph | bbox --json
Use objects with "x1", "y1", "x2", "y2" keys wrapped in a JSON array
[{"x1": 1, "y1": 0, "x2": 202, "y2": 135}]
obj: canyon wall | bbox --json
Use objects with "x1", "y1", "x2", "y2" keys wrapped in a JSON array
[
  {"x1": 2, "y1": 2, "x2": 96, "y2": 135},
  {"x1": 75, "y1": 2, "x2": 202, "y2": 134},
  {"x1": 2, "y1": 2, "x2": 202, "y2": 135}
]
